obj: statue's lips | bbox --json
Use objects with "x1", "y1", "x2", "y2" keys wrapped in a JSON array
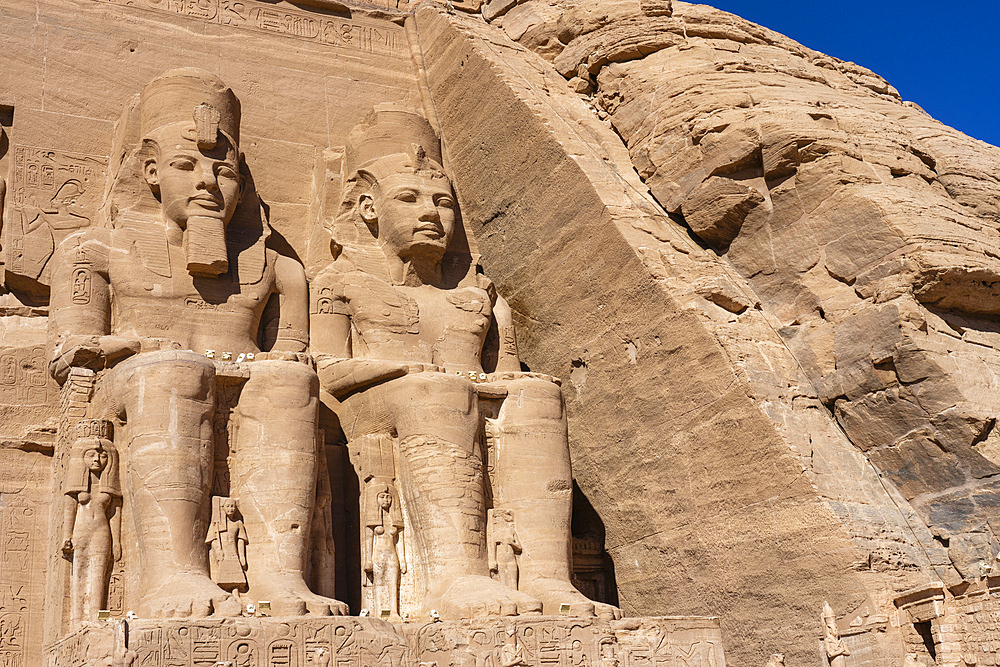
[
  {"x1": 189, "y1": 196, "x2": 223, "y2": 210},
  {"x1": 414, "y1": 224, "x2": 444, "y2": 236}
]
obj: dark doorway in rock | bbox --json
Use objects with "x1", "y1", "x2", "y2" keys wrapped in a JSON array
[{"x1": 571, "y1": 481, "x2": 619, "y2": 607}]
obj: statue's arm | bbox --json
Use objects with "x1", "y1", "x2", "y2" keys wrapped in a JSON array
[
  {"x1": 487, "y1": 514, "x2": 498, "y2": 572},
  {"x1": 237, "y1": 522, "x2": 248, "y2": 569},
  {"x1": 60, "y1": 493, "x2": 77, "y2": 558},
  {"x1": 272, "y1": 254, "x2": 310, "y2": 353},
  {"x1": 49, "y1": 231, "x2": 140, "y2": 383},
  {"x1": 363, "y1": 525, "x2": 374, "y2": 575},
  {"x1": 111, "y1": 499, "x2": 122, "y2": 561},
  {"x1": 397, "y1": 525, "x2": 406, "y2": 574},
  {"x1": 492, "y1": 294, "x2": 521, "y2": 373}
]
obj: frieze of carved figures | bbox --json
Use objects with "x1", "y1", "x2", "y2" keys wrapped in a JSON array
[
  {"x1": 310, "y1": 106, "x2": 620, "y2": 621},
  {"x1": 60, "y1": 419, "x2": 122, "y2": 626},
  {"x1": 47, "y1": 67, "x2": 346, "y2": 624},
  {"x1": 90, "y1": 0, "x2": 407, "y2": 57}
]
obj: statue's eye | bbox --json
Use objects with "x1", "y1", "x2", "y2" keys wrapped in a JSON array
[
  {"x1": 216, "y1": 164, "x2": 238, "y2": 180},
  {"x1": 435, "y1": 196, "x2": 454, "y2": 209},
  {"x1": 395, "y1": 191, "x2": 418, "y2": 203},
  {"x1": 170, "y1": 157, "x2": 196, "y2": 171}
]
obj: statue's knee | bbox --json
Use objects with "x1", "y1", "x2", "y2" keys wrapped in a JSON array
[
  {"x1": 116, "y1": 351, "x2": 216, "y2": 404},
  {"x1": 243, "y1": 360, "x2": 318, "y2": 412},
  {"x1": 503, "y1": 378, "x2": 564, "y2": 421}
]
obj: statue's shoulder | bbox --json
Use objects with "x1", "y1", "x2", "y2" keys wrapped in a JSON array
[
  {"x1": 59, "y1": 226, "x2": 111, "y2": 252},
  {"x1": 472, "y1": 271, "x2": 498, "y2": 304},
  {"x1": 312, "y1": 256, "x2": 358, "y2": 292},
  {"x1": 54, "y1": 227, "x2": 111, "y2": 272},
  {"x1": 310, "y1": 257, "x2": 359, "y2": 314}
]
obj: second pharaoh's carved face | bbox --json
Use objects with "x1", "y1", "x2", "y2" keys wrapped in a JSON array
[
  {"x1": 144, "y1": 124, "x2": 241, "y2": 229},
  {"x1": 363, "y1": 171, "x2": 456, "y2": 261}
]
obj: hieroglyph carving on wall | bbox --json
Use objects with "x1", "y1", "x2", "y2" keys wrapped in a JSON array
[
  {"x1": 45, "y1": 617, "x2": 726, "y2": 667},
  {"x1": 92, "y1": 0, "x2": 407, "y2": 57},
  {"x1": 3, "y1": 147, "x2": 104, "y2": 288}
]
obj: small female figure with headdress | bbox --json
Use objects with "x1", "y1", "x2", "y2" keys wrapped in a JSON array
[
  {"x1": 61, "y1": 421, "x2": 121, "y2": 625},
  {"x1": 364, "y1": 476, "x2": 405, "y2": 619}
]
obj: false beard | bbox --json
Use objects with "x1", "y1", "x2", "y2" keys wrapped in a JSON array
[{"x1": 185, "y1": 215, "x2": 229, "y2": 277}]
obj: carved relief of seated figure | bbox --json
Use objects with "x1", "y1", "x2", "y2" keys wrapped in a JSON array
[
  {"x1": 311, "y1": 108, "x2": 620, "y2": 620},
  {"x1": 48, "y1": 68, "x2": 347, "y2": 620}
]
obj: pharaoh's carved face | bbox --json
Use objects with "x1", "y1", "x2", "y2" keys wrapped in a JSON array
[
  {"x1": 84, "y1": 447, "x2": 108, "y2": 473},
  {"x1": 221, "y1": 498, "x2": 236, "y2": 518},
  {"x1": 143, "y1": 125, "x2": 241, "y2": 229},
  {"x1": 377, "y1": 491, "x2": 393, "y2": 510},
  {"x1": 362, "y1": 171, "x2": 456, "y2": 261}
]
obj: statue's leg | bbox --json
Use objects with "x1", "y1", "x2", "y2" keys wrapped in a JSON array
[
  {"x1": 232, "y1": 359, "x2": 348, "y2": 616},
  {"x1": 494, "y1": 376, "x2": 620, "y2": 618},
  {"x1": 82, "y1": 521, "x2": 113, "y2": 623},
  {"x1": 379, "y1": 372, "x2": 542, "y2": 619},
  {"x1": 115, "y1": 351, "x2": 230, "y2": 618}
]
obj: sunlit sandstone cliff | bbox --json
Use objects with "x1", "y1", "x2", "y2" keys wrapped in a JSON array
[
  {"x1": 2, "y1": 0, "x2": 1000, "y2": 665},
  {"x1": 422, "y1": 1, "x2": 1000, "y2": 663}
]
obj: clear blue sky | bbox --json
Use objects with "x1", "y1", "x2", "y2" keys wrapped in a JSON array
[{"x1": 704, "y1": 1, "x2": 1000, "y2": 148}]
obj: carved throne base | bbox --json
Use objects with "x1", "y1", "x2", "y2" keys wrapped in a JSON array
[{"x1": 44, "y1": 615, "x2": 726, "y2": 667}]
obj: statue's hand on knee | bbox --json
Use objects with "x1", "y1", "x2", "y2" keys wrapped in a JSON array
[
  {"x1": 255, "y1": 350, "x2": 314, "y2": 366},
  {"x1": 315, "y1": 356, "x2": 411, "y2": 398},
  {"x1": 50, "y1": 334, "x2": 166, "y2": 383}
]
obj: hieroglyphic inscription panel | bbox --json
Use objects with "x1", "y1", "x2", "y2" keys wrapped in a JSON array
[
  {"x1": 0, "y1": 451, "x2": 53, "y2": 667},
  {"x1": 0, "y1": 345, "x2": 62, "y2": 442},
  {"x1": 3, "y1": 148, "x2": 104, "y2": 288},
  {"x1": 91, "y1": 0, "x2": 407, "y2": 58},
  {"x1": 124, "y1": 617, "x2": 414, "y2": 667},
  {"x1": 44, "y1": 617, "x2": 726, "y2": 667},
  {"x1": 411, "y1": 617, "x2": 727, "y2": 667}
]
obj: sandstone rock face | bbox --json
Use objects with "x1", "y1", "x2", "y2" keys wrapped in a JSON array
[{"x1": 1, "y1": 0, "x2": 999, "y2": 666}]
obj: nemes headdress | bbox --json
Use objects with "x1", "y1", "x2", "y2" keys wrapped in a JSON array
[
  {"x1": 140, "y1": 68, "x2": 241, "y2": 149},
  {"x1": 344, "y1": 106, "x2": 444, "y2": 182}
]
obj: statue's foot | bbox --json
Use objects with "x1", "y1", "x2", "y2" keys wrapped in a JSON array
[
  {"x1": 137, "y1": 573, "x2": 234, "y2": 619},
  {"x1": 249, "y1": 573, "x2": 350, "y2": 616},
  {"x1": 426, "y1": 575, "x2": 542, "y2": 620},
  {"x1": 524, "y1": 578, "x2": 622, "y2": 619}
]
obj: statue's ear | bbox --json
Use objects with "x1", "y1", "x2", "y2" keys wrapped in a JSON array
[
  {"x1": 359, "y1": 192, "x2": 377, "y2": 236},
  {"x1": 142, "y1": 157, "x2": 159, "y2": 192},
  {"x1": 237, "y1": 152, "x2": 248, "y2": 200}
]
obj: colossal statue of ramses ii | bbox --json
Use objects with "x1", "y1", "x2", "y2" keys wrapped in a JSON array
[
  {"x1": 311, "y1": 108, "x2": 620, "y2": 620},
  {"x1": 48, "y1": 68, "x2": 347, "y2": 620}
]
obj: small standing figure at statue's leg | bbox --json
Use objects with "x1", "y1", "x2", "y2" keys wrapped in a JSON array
[
  {"x1": 206, "y1": 497, "x2": 248, "y2": 592},
  {"x1": 364, "y1": 476, "x2": 405, "y2": 620},
  {"x1": 488, "y1": 509, "x2": 521, "y2": 591},
  {"x1": 61, "y1": 420, "x2": 122, "y2": 626}
]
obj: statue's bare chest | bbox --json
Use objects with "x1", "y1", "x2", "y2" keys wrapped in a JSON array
[{"x1": 343, "y1": 276, "x2": 492, "y2": 366}]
